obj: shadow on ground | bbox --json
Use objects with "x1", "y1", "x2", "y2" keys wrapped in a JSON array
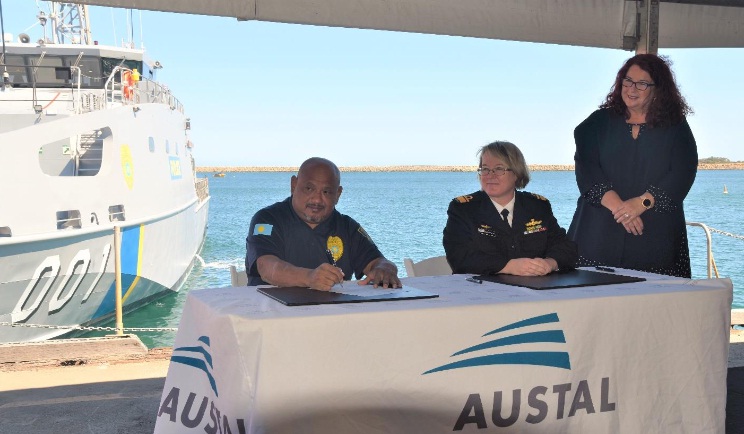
[{"x1": 0, "y1": 378, "x2": 164, "y2": 434}]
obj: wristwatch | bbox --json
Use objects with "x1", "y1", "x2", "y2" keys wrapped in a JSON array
[{"x1": 641, "y1": 196, "x2": 653, "y2": 209}]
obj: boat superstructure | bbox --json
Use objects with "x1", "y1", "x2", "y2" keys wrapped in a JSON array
[{"x1": 0, "y1": 2, "x2": 210, "y2": 343}]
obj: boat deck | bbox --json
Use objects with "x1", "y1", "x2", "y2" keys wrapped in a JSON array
[{"x1": 1, "y1": 335, "x2": 744, "y2": 433}]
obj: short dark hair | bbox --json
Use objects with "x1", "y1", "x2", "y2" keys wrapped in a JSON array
[{"x1": 477, "y1": 141, "x2": 530, "y2": 189}]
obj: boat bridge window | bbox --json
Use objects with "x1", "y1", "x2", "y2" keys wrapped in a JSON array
[
  {"x1": 0, "y1": 227, "x2": 11, "y2": 237},
  {"x1": 149, "y1": 137, "x2": 155, "y2": 153},
  {"x1": 2, "y1": 53, "x2": 103, "y2": 88},
  {"x1": 102, "y1": 58, "x2": 143, "y2": 80}
]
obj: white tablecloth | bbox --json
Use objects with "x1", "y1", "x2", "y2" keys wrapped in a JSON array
[{"x1": 154, "y1": 269, "x2": 732, "y2": 433}]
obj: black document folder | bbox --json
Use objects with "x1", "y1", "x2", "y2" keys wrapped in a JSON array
[
  {"x1": 476, "y1": 268, "x2": 645, "y2": 290},
  {"x1": 257, "y1": 285, "x2": 438, "y2": 306}
]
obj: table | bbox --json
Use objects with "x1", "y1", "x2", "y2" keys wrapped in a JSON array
[{"x1": 154, "y1": 269, "x2": 732, "y2": 433}]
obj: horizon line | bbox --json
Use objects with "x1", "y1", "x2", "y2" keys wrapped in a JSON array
[{"x1": 196, "y1": 162, "x2": 744, "y2": 173}]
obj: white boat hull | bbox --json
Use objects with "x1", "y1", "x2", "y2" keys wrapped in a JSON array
[{"x1": 1, "y1": 81, "x2": 209, "y2": 343}]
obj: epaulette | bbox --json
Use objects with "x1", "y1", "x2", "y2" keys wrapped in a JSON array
[
  {"x1": 531, "y1": 193, "x2": 549, "y2": 202},
  {"x1": 453, "y1": 194, "x2": 474, "y2": 204}
]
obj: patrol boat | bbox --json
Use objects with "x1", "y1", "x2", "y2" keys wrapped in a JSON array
[{"x1": 0, "y1": 2, "x2": 210, "y2": 343}]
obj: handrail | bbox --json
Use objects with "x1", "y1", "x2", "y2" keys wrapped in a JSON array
[{"x1": 686, "y1": 221, "x2": 719, "y2": 279}]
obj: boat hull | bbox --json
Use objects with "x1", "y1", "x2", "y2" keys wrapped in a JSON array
[{"x1": 0, "y1": 99, "x2": 209, "y2": 343}]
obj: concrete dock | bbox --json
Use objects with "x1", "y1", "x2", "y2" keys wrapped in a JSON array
[
  {"x1": 2, "y1": 334, "x2": 744, "y2": 433},
  {"x1": 0, "y1": 335, "x2": 170, "y2": 434}
]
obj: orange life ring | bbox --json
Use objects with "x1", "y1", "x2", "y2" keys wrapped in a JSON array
[{"x1": 122, "y1": 71, "x2": 134, "y2": 100}]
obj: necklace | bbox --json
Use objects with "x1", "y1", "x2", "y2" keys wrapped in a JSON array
[{"x1": 627, "y1": 122, "x2": 646, "y2": 127}]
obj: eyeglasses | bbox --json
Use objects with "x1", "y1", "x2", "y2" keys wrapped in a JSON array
[
  {"x1": 477, "y1": 167, "x2": 512, "y2": 177},
  {"x1": 622, "y1": 77, "x2": 655, "y2": 91}
]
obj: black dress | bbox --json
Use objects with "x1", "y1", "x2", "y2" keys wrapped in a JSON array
[{"x1": 567, "y1": 109, "x2": 698, "y2": 277}]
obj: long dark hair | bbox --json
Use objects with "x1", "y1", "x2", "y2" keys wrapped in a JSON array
[{"x1": 600, "y1": 54, "x2": 692, "y2": 127}]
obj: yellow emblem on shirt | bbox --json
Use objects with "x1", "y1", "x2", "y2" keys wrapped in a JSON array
[
  {"x1": 455, "y1": 195, "x2": 473, "y2": 203},
  {"x1": 327, "y1": 236, "x2": 344, "y2": 262}
]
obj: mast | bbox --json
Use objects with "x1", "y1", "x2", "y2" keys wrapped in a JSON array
[{"x1": 49, "y1": 2, "x2": 92, "y2": 45}]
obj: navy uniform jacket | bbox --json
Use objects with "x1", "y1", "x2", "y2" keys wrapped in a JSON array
[
  {"x1": 245, "y1": 197, "x2": 382, "y2": 286},
  {"x1": 443, "y1": 190, "x2": 578, "y2": 275}
]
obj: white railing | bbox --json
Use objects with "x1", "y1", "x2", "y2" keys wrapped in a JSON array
[{"x1": 686, "y1": 221, "x2": 719, "y2": 279}]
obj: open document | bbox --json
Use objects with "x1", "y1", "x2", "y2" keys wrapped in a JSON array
[{"x1": 257, "y1": 284, "x2": 438, "y2": 306}]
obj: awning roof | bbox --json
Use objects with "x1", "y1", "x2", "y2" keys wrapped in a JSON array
[{"x1": 74, "y1": 0, "x2": 744, "y2": 50}]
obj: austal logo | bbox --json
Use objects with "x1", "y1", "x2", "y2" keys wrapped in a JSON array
[
  {"x1": 158, "y1": 336, "x2": 247, "y2": 433},
  {"x1": 170, "y1": 336, "x2": 219, "y2": 396},
  {"x1": 421, "y1": 313, "x2": 617, "y2": 430},
  {"x1": 423, "y1": 312, "x2": 571, "y2": 375}
]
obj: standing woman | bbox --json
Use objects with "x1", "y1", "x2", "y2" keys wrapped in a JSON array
[{"x1": 568, "y1": 54, "x2": 697, "y2": 277}]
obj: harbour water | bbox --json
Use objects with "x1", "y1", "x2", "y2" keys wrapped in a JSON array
[{"x1": 86, "y1": 170, "x2": 744, "y2": 348}]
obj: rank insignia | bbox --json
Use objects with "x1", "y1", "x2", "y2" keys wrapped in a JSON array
[
  {"x1": 531, "y1": 193, "x2": 548, "y2": 201},
  {"x1": 454, "y1": 195, "x2": 473, "y2": 203},
  {"x1": 327, "y1": 236, "x2": 344, "y2": 262}
]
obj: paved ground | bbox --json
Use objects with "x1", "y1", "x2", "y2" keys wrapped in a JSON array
[
  {"x1": 2, "y1": 336, "x2": 744, "y2": 433},
  {"x1": 0, "y1": 336, "x2": 170, "y2": 434}
]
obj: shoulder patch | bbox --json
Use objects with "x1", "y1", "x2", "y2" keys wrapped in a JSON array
[
  {"x1": 357, "y1": 226, "x2": 375, "y2": 244},
  {"x1": 253, "y1": 223, "x2": 273, "y2": 235},
  {"x1": 531, "y1": 193, "x2": 549, "y2": 202},
  {"x1": 454, "y1": 194, "x2": 474, "y2": 204}
]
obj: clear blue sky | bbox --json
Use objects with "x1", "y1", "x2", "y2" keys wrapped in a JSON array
[{"x1": 5, "y1": 3, "x2": 743, "y2": 167}]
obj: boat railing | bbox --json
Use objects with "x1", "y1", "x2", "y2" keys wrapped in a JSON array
[
  {"x1": 0, "y1": 62, "x2": 184, "y2": 114},
  {"x1": 0, "y1": 62, "x2": 77, "y2": 109},
  {"x1": 100, "y1": 66, "x2": 184, "y2": 113},
  {"x1": 134, "y1": 78, "x2": 184, "y2": 113}
]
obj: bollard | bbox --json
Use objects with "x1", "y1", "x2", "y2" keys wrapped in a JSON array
[{"x1": 113, "y1": 226, "x2": 124, "y2": 335}]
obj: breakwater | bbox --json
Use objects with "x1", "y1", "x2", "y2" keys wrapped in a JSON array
[{"x1": 198, "y1": 163, "x2": 744, "y2": 173}]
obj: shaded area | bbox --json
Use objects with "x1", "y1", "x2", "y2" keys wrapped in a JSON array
[
  {"x1": 728, "y1": 367, "x2": 744, "y2": 434},
  {"x1": 1, "y1": 368, "x2": 743, "y2": 432},
  {"x1": 0, "y1": 378, "x2": 164, "y2": 434}
]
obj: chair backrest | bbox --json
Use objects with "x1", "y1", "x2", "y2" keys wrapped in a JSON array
[
  {"x1": 230, "y1": 265, "x2": 248, "y2": 286},
  {"x1": 403, "y1": 256, "x2": 452, "y2": 277}
]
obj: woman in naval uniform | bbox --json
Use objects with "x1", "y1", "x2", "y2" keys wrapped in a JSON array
[{"x1": 443, "y1": 141, "x2": 577, "y2": 276}]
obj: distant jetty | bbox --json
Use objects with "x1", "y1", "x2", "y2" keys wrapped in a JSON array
[{"x1": 197, "y1": 163, "x2": 744, "y2": 173}]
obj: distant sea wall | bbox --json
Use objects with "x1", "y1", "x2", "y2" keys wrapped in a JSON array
[{"x1": 198, "y1": 163, "x2": 744, "y2": 173}]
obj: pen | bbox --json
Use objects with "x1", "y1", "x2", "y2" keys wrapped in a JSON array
[
  {"x1": 326, "y1": 249, "x2": 343, "y2": 287},
  {"x1": 466, "y1": 276, "x2": 483, "y2": 284},
  {"x1": 595, "y1": 266, "x2": 615, "y2": 273}
]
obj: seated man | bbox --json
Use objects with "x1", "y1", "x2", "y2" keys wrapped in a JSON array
[{"x1": 245, "y1": 157, "x2": 401, "y2": 291}]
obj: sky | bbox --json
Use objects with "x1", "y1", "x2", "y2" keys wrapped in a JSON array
[{"x1": 3, "y1": 3, "x2": 743, "y2": 167}]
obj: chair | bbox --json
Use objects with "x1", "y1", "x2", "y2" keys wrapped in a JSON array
[
  {"x1": 229, "y1": 265, "x2": 248, "y2": 286},
  {"x1": 403, "y1": 256, "x2": 452, "y2": 277}
]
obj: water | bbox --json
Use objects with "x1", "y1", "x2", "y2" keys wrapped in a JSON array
[{"x1": 88, "y1": 170, "x2": 744, "y2": 348}]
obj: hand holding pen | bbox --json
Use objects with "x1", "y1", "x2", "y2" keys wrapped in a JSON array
[{"x1": 326, "y1": 249, "x2": 344, "y2": 288}]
